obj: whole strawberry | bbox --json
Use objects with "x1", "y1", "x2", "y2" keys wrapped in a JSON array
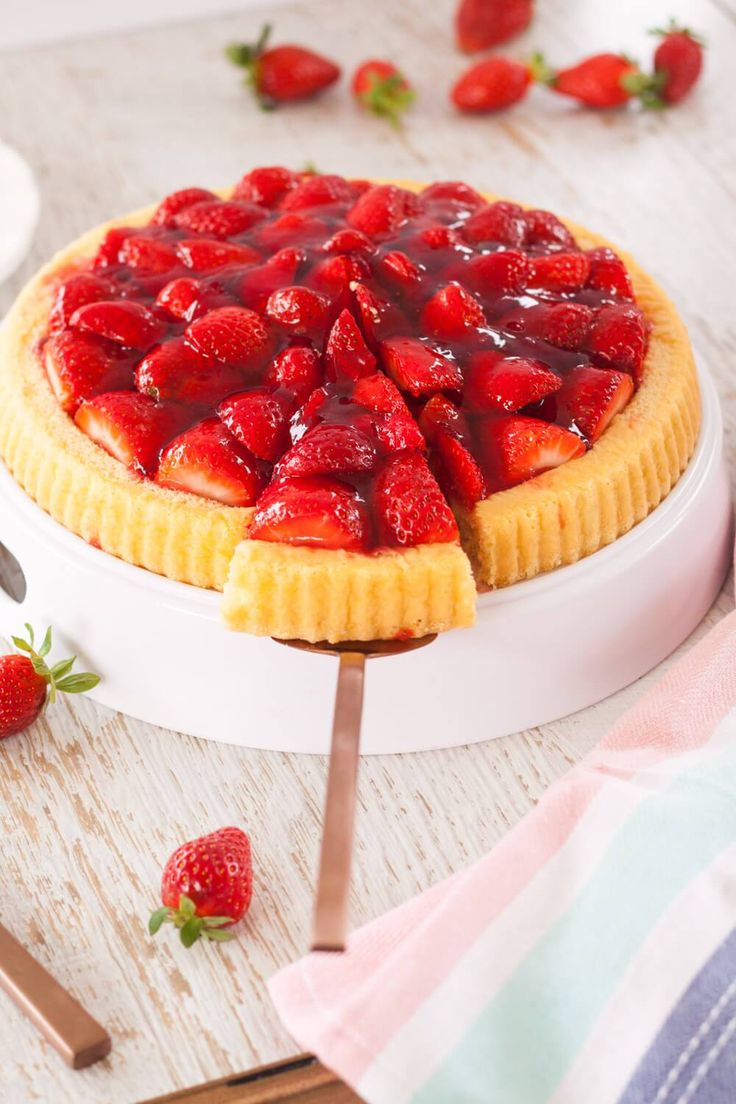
[
  {"x1": 452, "y1": 57, "x2": 532, "y2": 113},
  {"x1": 0, "y1": 625, "x2": 100, "y2": 739},
  {"x1": 226, "y1": 24, "x2": 340, "y2": 109},
  {"x1": 149, "y1": 827, "x2": 253, "y2": 948},
  {"x1": 455, "y1": 0, "x2": 534, "y2": 53},
  {"x1": 544, "y1": 52, "x2": 641, "y2": 109},
  {"x1": 648, "y1": 22, "x2": 704, "y2": 106},
  {"x1": 352, "y1": 60, "x2": 415, "y2": 128}
]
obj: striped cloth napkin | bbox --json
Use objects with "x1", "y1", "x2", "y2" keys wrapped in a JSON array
[{"x1": 270, "y1": 604, "x2": 736, "y2": 1104}]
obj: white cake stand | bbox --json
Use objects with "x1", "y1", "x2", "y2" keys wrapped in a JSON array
[{"x1": 0, "y1": 365, "x2": 731, "y2": 754}]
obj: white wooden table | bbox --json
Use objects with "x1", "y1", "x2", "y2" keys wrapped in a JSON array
[{"x1": 0, "y1": 1, "x2": 734, "y2": 1101}]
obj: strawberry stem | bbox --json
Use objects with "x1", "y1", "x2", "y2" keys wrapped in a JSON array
[
  {"x1": 225, "y1": 24, "x2": 276, "y2": 111},
  {"x1": 359, "y1": 73, "x2": 415, "y2": 129},
  {"x1": 148, "y1": 894, "x2": 236, "y2": 948},
  {"x1": 10, "y1": 625, "x2": 100, "y2": 705},
  {"x1": 528, "y1": 51, "x2": 557, "y2": 86}
]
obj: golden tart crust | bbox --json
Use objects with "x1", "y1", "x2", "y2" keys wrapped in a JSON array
[{"x1": 0, "y1": 182, "x2": 699, "y2": 642}]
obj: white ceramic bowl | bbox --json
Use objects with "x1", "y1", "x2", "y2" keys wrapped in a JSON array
[{"x1": 0, "y1": 365, "x2": 731, "y2": 754}]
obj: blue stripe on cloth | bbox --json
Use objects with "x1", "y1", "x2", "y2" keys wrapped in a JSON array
[{"x1": 619, "y1": 927, "x2": 736, "y2": 1104}]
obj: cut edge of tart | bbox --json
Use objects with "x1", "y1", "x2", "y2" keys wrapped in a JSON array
[{"x1": 0, "y1": 177, "x2": 700, "y2": 642}]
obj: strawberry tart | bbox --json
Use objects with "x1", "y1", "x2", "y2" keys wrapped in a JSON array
[{"x1": 0, "y1": 169, "x2": 699, "y2": 642}]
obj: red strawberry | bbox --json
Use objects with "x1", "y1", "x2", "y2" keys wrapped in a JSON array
[
  {"x1": 381, "y1": 337, "x2": 463, "y2": 397},
  {"x1": 353, "y1": 373, "x2": 406, "y2": 415},
  {"x1": 586, "y1": 305, "x2": 648, "y2": 381},
  {"x1": 93, "y1": 227, "x2": 134, "y2": 269},
  {"x1": 233, "y1": 166, "x2": 299, "y2": 207},
  {"x1": 528, "y1": 251, "x2": 591, "y2": 292},
  {"x1": 237, "y1": 248, "x2": 305, "y2": 312},
  {"x1": 280, "y1": 173, "x2": 353, "y2": 211},
  {"x1": 173, "y1": 200, "x2": 266, "y2": 239},
  {"x1": 250, "y1": 476, "x2": 369, "y2": 551},
  {"x1": 421, "y1": 283, "x2": 487, "y2": 341},
  {"x1": 455, "y1": 0, "x2": 533, "y2": 53},
  {"x1": 308, "y1": 254, "x2": 371, "y2": 316},
  {"x1": 156, "y1": 418, "x2": 266, "y2": 506},
  {"x1": 119, "y1": 236, "x2": 180, "y2": 274},
  {"x1": 462, "y1": 202, "x2": 527, "y2": 247},
  {"x1": 464, "y1": 351, "x2": 562, "y2": 412},
  {"x1": 149, "y1": 827, "x2": 252, "y2": 947},
  {"x1": 452, "y1": 57, "x2": 532, "y2": 113},
  {"x1": 218, "y1": 388, "x2": 295, "y2": 462},
  {"x1": 320, "y1": 227, "x2": 377, "y2": 255},
  {"x1": 263, "y1": 345, "x2": 323, "y2": 403},
  {"x1": 176, "y1": 239, "x2": 261, "y2": 272},
  {"x1": 585, "y1": 247, "x2": 634, "y2": 300},
  {"x1": 353, "y1": 283, "x2": 406, "y2": 347},
  {"x1": 255, "y1": 212, "x2": 329, "y2": 251},
  {"x1": 70, "y1": 300, "x2": 166, "y2": 350},
  {"x1": 151, "y1": 188, "x2": 217, "y2": 228},
  {"x1": 135, "y1": 338, "x2": 247, "y2": 407},
  {"x1": 419, "y1": 396, "x2": 487, "y2": 506},
  {"x1": 373, "y1": 453, "x2": 458, "y2": 547},
  {"x1": 155, "y1": 277, "x2": 231, "y2": 322},
  {"x1": 378, "y1": 251, "x2": 424, "y2": 295},
  {"x1": 186, "y1": 306, "x2": 271, "y2": 367},
  {"x1": 352, "y1": 374, "x2": 424, "y2": 452},
  {"x1": 347, "y1": 184, "x2": 418, "y2": 238},
  {"x1": 418, "y1": 393, "x2": 472, "y2": 443},
  {"x1": 529, "y1": 301, "x2": 594, "y2": 350},
  {"x1": 549, "y1": 365, "x2": 634, "y2": 443},
  {"x1": 549, "y1": 53, "x2": 640, "y2": 109},
  {"x1": 417, "y1": 180, "x2": 486, "y2": 220},
  {"x1": 416, "y1": 225, "x2": 464, "y2": 257},
  {"x1": 525, "y1": 208, "x2": 575, "y2": 247},
  {"x1": 265, "y1": 286, "x2": 332, "y2": 340},
  {"x1": 226, "y1": 25, "x2": 340, "y2": 107},
  {"x1": 324, "y1": 309, "x2": 377, "y2": 381},
  {"x1": 464, "y1": 250, "x2": 529, "y2": 295},
  {"x1": 373, "y1": 409, "x2": 426, "y2": 452},
  {"x1": 50, "y1": 272, "x2": 117, "y2": 330},
  {"x1": 275, "y1": 423, "x2": 377, "y2": 479},
  {"x1": 0, "y1": 625, "x2": 99, "y2": 739},
  {"x1": 44, "y1": 330, "x2": 133, "y2": 414},
  {"x1": 75, "y1": 392, "x2": 191, "y2": 474},
  {"x1": 649, "y1": 24, "x2": 704, "y2": 106},
  {"x1": 478, "y1": 414, "x2": 585, "y2": 489},
  {"x1": 352, "y1": 59, "x2": 415, "y2": 128}
]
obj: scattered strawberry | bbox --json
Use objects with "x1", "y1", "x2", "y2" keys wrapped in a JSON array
[
  {"x1": 70, "y1": 300, "x2": 166, "y2": 350},
  {"x1": 233, "y1": 165, "x2": 299, "y2": 207},
  {"x1": 464, "y1": 351, "x2": 562, "y2": 412},
  {"x1": 176, "y1": 238, "x2": 261, "y2": 272},
  {"x1": 173, "y1": 200, "x2": 266, "y2": 239},
  {"x1": 373, "y1": 453, "x2": 459, "y2": 547},
  {"x1": 75, "y1": 392, "x2": 191, "y2": 475},
  {"x1": 455, "y1": 0, "x2": 534, "y2": 53},
  {"x1": 585, "y1": 247, "x2": 634, "y2": 300},
  {"x1": 525, "y1": 209, "x2": 575, "y2": 248},
  {"x1": 280, "y1": 173, "x2": 354, "y2": 211},
  {"x1": 186, "y1": 306, "x2": 272, "y2": 367},
  {"x1": 477, "y1": 415, "x2": 585, "y2": 489},
  {"x1": 265, "y1": 286, "x2": 332, "y2": 340},
  {"x1": 463, "y1": 250, "x2": 529, "y2": 296},
  {"x1": 527, "y1": 251, "x2": 591, "y2": 292},
  {"x1": 462, "y1": 202, "x2": 527, "y2": 248},
  {"x1": 347, "y1": 184, "x2": 418, "y2": 238},
  {"x1": 263, "y1": 344, "x2": 323, "y2": 403},
  {"x1": 352, "y1": 59, "x2": 415, "y2": 128},
  {"x1": 452, "y1": 57, "x2": 532, "y2": 114},
  {"x1": 119, "y1": 236, "x2": 180, "y2": 274},
  {"x1": 219, "y1": 388, "x2": 295, "y2": 462},
  {"x1": 276, "y1": 423, "x2": 377, "y2": 479},
  {"x1": 324, "y1": 309, "x2": 377, "y2": 380},
  {"x1": 50, "y1": 272, "x2": 117, "y2": 330},
  {"x1": 421, "y1": 283, "x2": 487, "y2": 341},
  {"x1": 226, "y1": 24, "x2": 340, "y2": 108},
  {"x1": 586, "y1": 304, "x2": 648, "y2": 380},
  {"x1": 44, "y1": 330, "x2": 133, "y2": 414},
  {"x1": 548, "y1": 365, "x2": 634, "y2": 443},
  {"x1": 547, "y1": 53, "x2": 640, "y2": 109},
  {"x1": 381, "y1": 337, "x2": 463, "y2": 397},
  {"x1": 149, "y1": 827, "x2": 252, "y2": 947},
  {"x1": 151, "y1": 188, "x2": 217, "y2": 228},
  {"x1": 156, "y1": 418, "x2": 266, "y2": 506},
  {"x1": 648, "y1": 23, "x2": 704, "y2": 106},
  {"x1": 250, "y1": 475, "x2": 369, "y2": 550},
  {"x1": 0, "y1": 625, "x2": 100, "y2": 739},
  {"x1": 135, "y1": 338, "x2": 247, "y2": 407}
]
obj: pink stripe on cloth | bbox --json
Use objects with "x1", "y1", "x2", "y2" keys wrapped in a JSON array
[{"x1": 269, "y1": 610, "x2": 736, "y2": 1088}]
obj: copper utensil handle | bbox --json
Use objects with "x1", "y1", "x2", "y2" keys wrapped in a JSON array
[
  {"x1": 0, "y1": 921, "x2": 111, "y2": 1068},
  {"x1": 311, "y1": 651, "x2": 366, "y2": 953}
]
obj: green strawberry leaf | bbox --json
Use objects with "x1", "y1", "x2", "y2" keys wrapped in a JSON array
[
  {"x1": 55, "y1": 673, "x2": 101, "y2": 694},
  {"x1": 149, "y1": 907, "x2": 171, "y2": 936}
]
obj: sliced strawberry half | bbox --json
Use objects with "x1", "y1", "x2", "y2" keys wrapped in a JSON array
[
  {"x1": 280, "y1": 173, "x2": 354, "y2": 211},
  {"x1": 373, "y1": 410, "x2": 425, "y2": 452},
  {"x1": 324, "y1": 309, "x2": 377, "y2": 381},
  {"x1": 378, "y1": 251, "x2": 424, "y2": 296},
  {"x1": 75, "y1": 392, "x2": 191, "y2": 475},
  {"x1": 373, "y1": 453, "x2": 459, "y2": 547},
  {"x1": 346, "y1": 184, "x2": 418, "y2": 238},
  {"x1": 527, "y1": 252, "x2": 591, "y2": 293},
  {"x1": 119, "y1": 236, "x2": 180, "y2": 274},
  {"x1": 135, "y1": 338, "x2": 246, "y2": 407},
  {"x1": 186, "y1": 306, "x2": 271, "y2": 368},
  {"x1": 352, "y1": 373, "x2": 406, "y2": 414},
  {"x1": 70, "y1": 300, "x2": 167, "y2": 350},
  {"x1": 524, "y1": 209, "x2": 575, "y2": 248},
  {"x1": 263, "y1": 345, "x2": 323, "y2": 403},
  {"x1": 176, "y1": 238, "x2": 262, "y2": 272},
  {"x1": 172, "y1": 199, "x2": 266, "y2": 238},
  {"x1": 218, "y1": 388, "x2": 295, "y2": 462},
  {"x1": 151, "y1": 188, "x2": 217, "y2": 227},
  {"x1": 320, "y1": 228, "x2": 376, "y2": 255},
  {"x1": 477, "y1": 415, "x2": 585, "y2": 490},
  {"x1": 275, "y1": 422, "x2": 378, "y2": 479},
  {"x1": 233, "y1": 166, "x2": 299, "y2": 208},
  {"x1": 380, "y1": 336, "x2": 463, "y2": 398},
  {"x1": 265, "y1": 285, "x2": 332, "y2": 340},
  {"x1": 418, "y1": 395, "x2": 486, "y2": 506},
  {"x1": 353, "y1": 283, "x2": 406, "y2": 347},
  {"x1": 249, "y1": 476, "x2": 369, "y2": 551},
  {"x1": 549, "y1": 365, "x2": 634, "y2": 443},
  {"x1": 585, "y1": 247, "x2": 634, "y2": 301},
  {"x1": 464, "y1": 350, "x2": 562, "y2": 412},
  {"x1": 308, "y1": 253, "x2": 371, "y2": 311},
  {"x1": 463, "y1": 250, "x2": 529, "y2": 296},
  {"x1": 156, "y1": 418, "x2": 266, "y2": 506},
  {"x1": 527, "y1": 301, "x2": 594, "y2": 351},
  {"x1": 44, "y1": 330, "x2": 134, "y2": 414},
  {"x1": 50, "y1": 272, "x2": 117, "y2": 330},
  {"x1": 421, "y1": 282, "x2": 487, "y2": 341},
  {"x1": 93, "y1": 227, "x2": 134, "y2": 269},
  {"x1": 462, "y1": 202, "x2": 527, "y2": 247},
  {"x1": 586, "y1": 304, "x2": 648, "y2": 381}
]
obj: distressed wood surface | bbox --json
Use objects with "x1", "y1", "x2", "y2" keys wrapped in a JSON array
[{"x1": 0, "y1": 0, "x2": 734, "y2": 1101}]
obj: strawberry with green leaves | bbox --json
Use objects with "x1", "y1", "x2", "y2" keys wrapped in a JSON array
[
  {"x1": 352, "y1": 60, "x2": 415, "y2": 128},
  {"x1": 226, "y1": 24, "x2": 340, "y2": 109},
  {"x1": 0, "y1": 625, "x2": 100, "y2": 739}
]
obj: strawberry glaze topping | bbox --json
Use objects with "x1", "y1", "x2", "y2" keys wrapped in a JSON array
[{"x1": 43, "y1": 169, "x2": 648, "y2": 553}]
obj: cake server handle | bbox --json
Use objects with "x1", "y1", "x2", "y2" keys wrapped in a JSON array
[{"x1": 311, "y1": 651, "x2": 366, "y2": 953}]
